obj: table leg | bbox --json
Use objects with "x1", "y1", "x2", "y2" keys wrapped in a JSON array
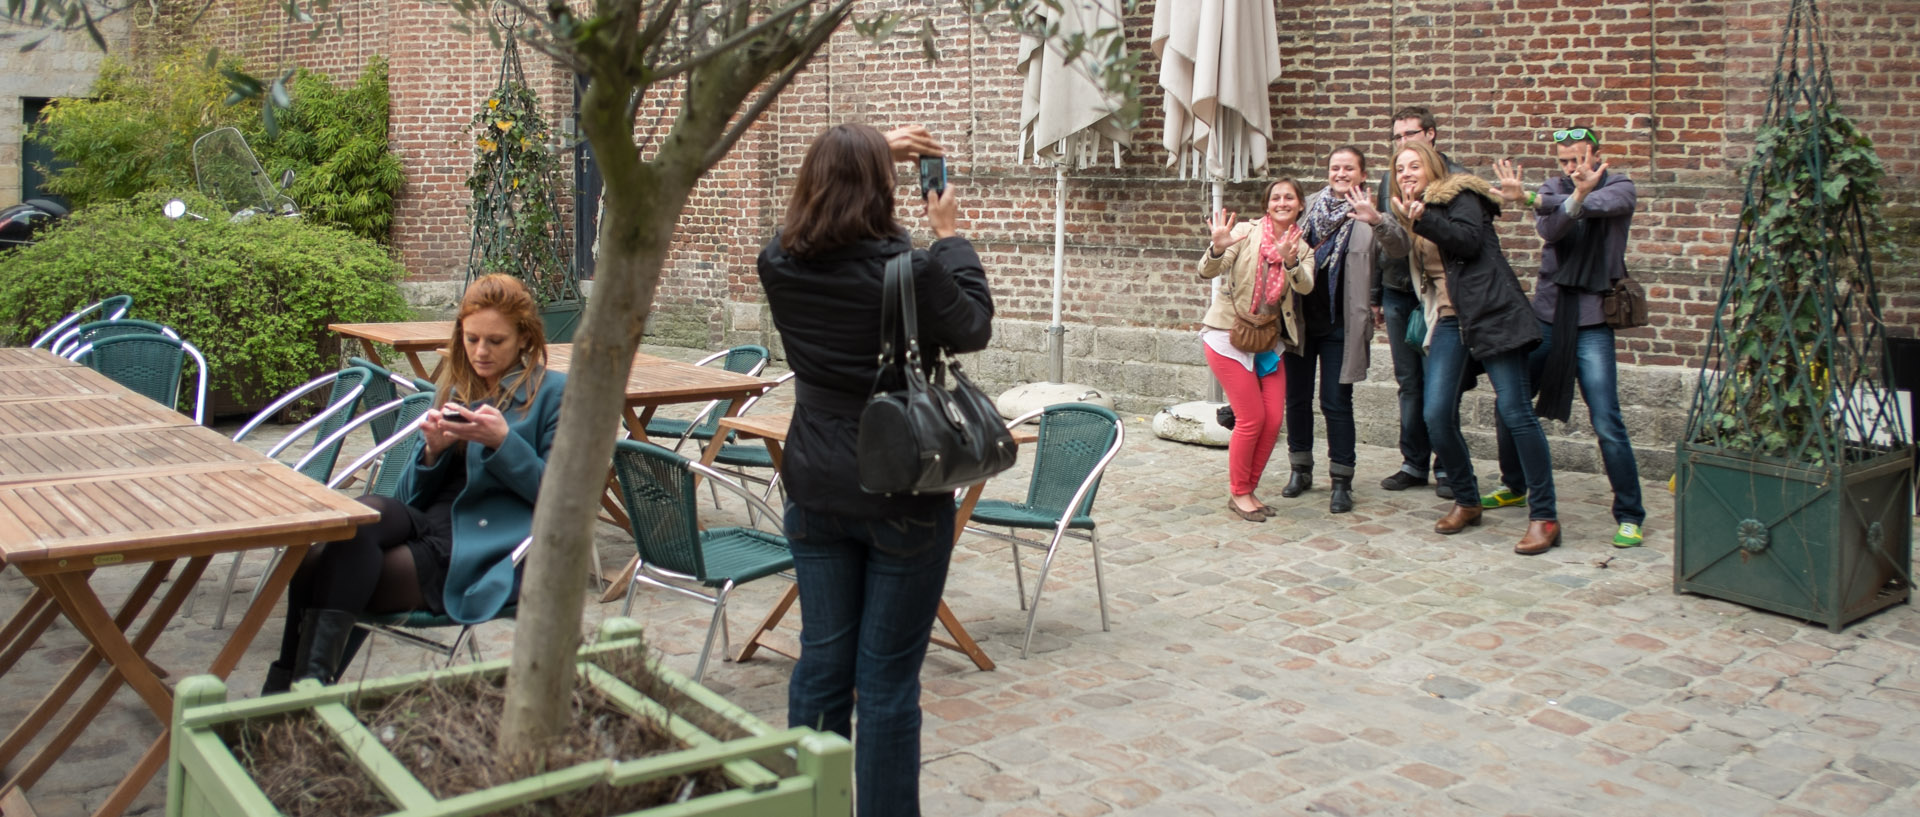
[
  {"x1": 0, "y1": 589, "x2": 57, "y2": 678},
  {"x1": 88, "y1": 729, "x2": 167, "y2": 817},
  {"x1": 599, "y1": 556, "x2": 640, "y2": 604},
  {"x1": 735, "y1": 583, "x2": 800, "y2": 663},
  {"x1": 0, "y1": 564, "x2": 169, "y2": 770},
  {"x1": 401, "y1": 350, "x2": 433, "y2": 381},
  {"x1": 355, "y1": 338, "x2": 382, "y2": 365},
  {"x1": 3, "y1": 558, "x2": 205, "y2": 797},
  {"x1": 930, "y1": 602, "x2": 995, "y2": 671},
  {"x1": 1, "y1": 785, "x2": 41, "y2": 817}
]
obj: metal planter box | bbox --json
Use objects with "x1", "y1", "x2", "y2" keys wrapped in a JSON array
[
  {"x1": 167, "y1": 619, "x2": 849, "y2": 817},
  {"x1": 1674, "y1": 442, "x2": 1914, "y2": 631}
]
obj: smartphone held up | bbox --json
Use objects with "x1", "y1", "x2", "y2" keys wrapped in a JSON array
[{"x1": 918, "y1": 155, "x2": 946, "y2": 199}]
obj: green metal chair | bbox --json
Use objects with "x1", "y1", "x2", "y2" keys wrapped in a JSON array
[
  {"x1": 50, "y1": 318, "x2": 177, "y2": 359},
  {"x1": 210, "y1": 366, "x2": 375, "y2": 628},
  {"x1": 346, "y1": 356, "x2": 429, "y2": 444},
  {"x1": 697, "y1": 371, "x2": 796, "y2": 520},
  {"x1": 612, "y1": 439, "x2": 794, "y2": 682},
  {"x1": 962, "y1": 403, "x2": 1124, "y2": 658},
  {"x1": 70, "y1": 332, "x2": 209, "y2": 425},
  {"x1": 30, "y1": 294, "x2": 132, "y2": 349},
  {"x1": 643, "y1": 345, "x2": 770, "y2": 451}
]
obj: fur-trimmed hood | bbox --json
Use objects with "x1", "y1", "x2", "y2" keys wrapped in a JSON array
[{"x1": 1423, "y1": 173, "x2": 1500, "y2": 211}]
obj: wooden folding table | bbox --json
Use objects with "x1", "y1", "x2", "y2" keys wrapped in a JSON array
[
  {"x1": 0, "y1": 353, "x2": 378, "y2": 817},
  {"x1": 329, "y1": 320, "x2": 455, "y2": 380},
  {"x1": 720, "y1": 413, "x2": 1038, "y2": 672}
]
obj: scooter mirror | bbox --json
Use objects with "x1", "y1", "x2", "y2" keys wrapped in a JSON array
[
  {"x1": 163, "y1": 199, "x2": 187, "y2": 220},
  {"x1": 279, "y1": 169, "x2": 296, "y2": 189}
]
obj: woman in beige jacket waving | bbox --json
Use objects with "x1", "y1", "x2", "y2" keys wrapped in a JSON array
[{"x1": 1200, "y1": 178, "x2": 1315, "y2": 522}]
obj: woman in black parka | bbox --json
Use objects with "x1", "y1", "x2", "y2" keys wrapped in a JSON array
[
  {"x1": 756, "y1": 123, "x2": 993, "y2": 817},
  {"x1": 1392, "y1": 141, "x2": 1560, "y2": 555}
]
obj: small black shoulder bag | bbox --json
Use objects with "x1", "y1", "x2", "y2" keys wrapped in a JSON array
[{"x1": 856, "y1": 252, "x2": 1018, "y2": 495}]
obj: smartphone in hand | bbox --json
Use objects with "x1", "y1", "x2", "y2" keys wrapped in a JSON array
[
  {"x1": 918, "y1": 155, "x2": 946, "y2": 199},
  {"x1": 440, "y1": 400, "x2": 490, "y2": 424}
]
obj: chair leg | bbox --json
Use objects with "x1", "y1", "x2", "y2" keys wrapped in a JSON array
[
  {"x1": 1008, "y1": 528, "x2": 1029, "y2": 611},
  {"x1": 1019, "y1": 529, "x2": 1071, "y2": 659},
  {"x1": 1089, "y1": 528, "x2": 1110, "y2": 632},
  {"x1": 695, "y1": 581, "x2": 734, "y2": 683},
  {"x1": 212, "y1": 551, "x2": 246, "y2": 629},
  {"x1": 621, "y1": 569, "x2": 640, "y2": 617},
  {"x1": 445, "y1": 626, "x2": 475, "y2": 668}
]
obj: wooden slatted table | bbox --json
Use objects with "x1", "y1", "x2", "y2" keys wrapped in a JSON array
[
  {"x1": 718, "y1": 414, "x2": 1039, "y2": 672},
  {"x1": 0, "y1": 353, "x2": 378, "y2": 817},
  {"x1": 329, "y1": 320, "x2": 454, "y2": 380},
  {"x1": 0, "y1": 366, "x2": 123, "y2": 402},
  {"x1": 0, "y1": 348, "x2": 73, "y2": 371}
]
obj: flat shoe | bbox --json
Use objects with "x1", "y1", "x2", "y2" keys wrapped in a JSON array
[{"x1": 1228, "y1": 500, "x2": 1268, "y2": 523}]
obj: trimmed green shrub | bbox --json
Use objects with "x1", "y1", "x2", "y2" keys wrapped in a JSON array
[
  {"x1": 0, "y1": 193, "x2": 412, "y2": 411},
  {"x1": 31, "y1": 51, "x2": 403, "y2": 244}
]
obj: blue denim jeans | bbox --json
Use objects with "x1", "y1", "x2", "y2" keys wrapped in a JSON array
[
  {"x1": 1382, "y1": 288, "x2": 1436, "y2": 477},
  {"x1": 1423, "y1": 317, "x2": 1557, "y2": 519},
  {"x1": 1496, "y1": 320, "x2": 1645, "y2": 524},
  {"x1": 784, "y1": 503, "x2": 955, "y2": 817},
  {"x1": 1283, "y1": 325, "x2": 1357, "y2": 468}
]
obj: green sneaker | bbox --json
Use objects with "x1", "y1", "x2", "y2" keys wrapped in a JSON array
[
  {"x1": 1613, "y1": 522, "x2": 1645, "y2": 548},
  {"x1": 1480, "y1": 487, "x2": 1527, "y2": 508}
]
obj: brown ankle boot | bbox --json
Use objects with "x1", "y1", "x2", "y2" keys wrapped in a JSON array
[
  {"x1": 1515, "y1": 520, "x2": 1561, "y2": 555},
  {"x1": 1434, "y1": 504, "x2": 1482, "y2": 534}
]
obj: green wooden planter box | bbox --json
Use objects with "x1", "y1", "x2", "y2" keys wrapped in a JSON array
[
  {"x1": 166, "y1": 619, "x2": 849, "y2": 817},
  {"x1": 1674, "y1": 442, "x2": 1914, "y2": 631},
  {"x1": 541, "y1": 299, "x2": 584, "y2": 343}
]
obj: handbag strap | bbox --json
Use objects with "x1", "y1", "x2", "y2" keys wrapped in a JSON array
[{"x1": 874, "y1": 251, "x2": 932, "y2": 392}]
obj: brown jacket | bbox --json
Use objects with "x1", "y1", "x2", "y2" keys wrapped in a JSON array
[{"x1": 1199, "y1": 219, "x2": 1315, "y2": 353}]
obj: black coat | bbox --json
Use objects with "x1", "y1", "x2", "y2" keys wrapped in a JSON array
[
  {"x1": 758, "y1": 231, "x2": 995, "y2": 519},
  {"x1": 1411, "y1": 174, "x2": 1541, "y2": 360}
]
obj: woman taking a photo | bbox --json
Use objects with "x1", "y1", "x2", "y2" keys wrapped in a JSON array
[
  {"x1": 263, "y1": 274, "x2": 566, "y2": 692},
  {"x1": 1281, "y1": 146, "x2": 1378, "y2": 514},
  {"x1": 757, "y1": 123, "x2": 992, "y2": 816},
  {"x1": 1201, "y1": 178, "x2": 1315, "y2": 523},
  {"x1": 1357, "y1": 141, "x2": 1560, "y2": 554}
]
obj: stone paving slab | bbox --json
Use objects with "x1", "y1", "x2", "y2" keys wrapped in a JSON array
[{"x1": 3, "y1": 343, "x2": 1918, "y2": 816}]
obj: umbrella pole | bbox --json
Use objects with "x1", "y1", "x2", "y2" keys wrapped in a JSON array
[
  {"x1": 1209, "y1": 179, "x2": 1225, "y2": 403},
  {"x1": 1048, "y1": 165, "x2": 1067, "y2": 383}
]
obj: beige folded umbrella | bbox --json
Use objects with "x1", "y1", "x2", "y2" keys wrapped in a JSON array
[{"x1": 1151, "y1": 0, "x2": 1283, "y2": 183}]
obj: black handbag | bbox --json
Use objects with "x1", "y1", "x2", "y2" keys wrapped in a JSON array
[{"x1": 856, "y1": 252, "x2": 1018, "y2": 495}]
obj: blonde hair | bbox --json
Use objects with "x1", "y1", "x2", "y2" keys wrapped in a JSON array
[
  {"x1": 436, "y1": 274, "x2": 548, "y2": 414},
  {"x1": 1391, "y1": 141, "x2": 1450, "y2": 231}
]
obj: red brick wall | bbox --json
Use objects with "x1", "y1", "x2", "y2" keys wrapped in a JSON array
[{"x1": 158, "y1": 0, "x2": 1920, "y2": 368}]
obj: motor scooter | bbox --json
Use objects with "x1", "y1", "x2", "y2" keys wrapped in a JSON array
[
  {"x1": 165, "y1": 127, "x2": 298, "y2": 222},
  {"x1": 0, "y1": 197, "x2": 68, "y2": 248}
]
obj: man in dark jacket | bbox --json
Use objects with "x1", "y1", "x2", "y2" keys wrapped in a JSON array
[
  {"x1": 1371, "y1": 106, "x2": 1468, "y2": 499},
  {"x1": 1485, "y1": 126, "x2": 1646, "y2": 548}
]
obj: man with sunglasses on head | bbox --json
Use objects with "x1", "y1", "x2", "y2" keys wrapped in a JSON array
[
  {"x1": 1369, "y1": 106, "x2": 1467, "y2": 499},
  {"x1": 1486, "y1": 126, "x2": 1646, "y2": 551}
]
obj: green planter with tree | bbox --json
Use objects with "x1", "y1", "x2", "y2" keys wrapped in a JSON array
[
  {"x1": 166, "y1": 619, "x2": 850, "y2": 817},
  {"x1": 1675, "y1": 0, "x2": 1913, "y2": 631}
]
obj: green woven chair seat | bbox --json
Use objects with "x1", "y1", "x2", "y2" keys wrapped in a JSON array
[
  {"x1": 362, "y1": 605, "x2": 516, "y2": 629},
  {"x1": 711, "y1": 443, "x2": 775, "y2": 469},
  {"x1": 695, "y1": 528, "x2": 795, "y2": 586},
  {"x1": 969, "y1": 499, "x2": 1095, "y2": 530}
]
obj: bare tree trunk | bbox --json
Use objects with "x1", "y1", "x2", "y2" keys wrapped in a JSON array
[{"x1": 497, "y1": 75, "x2": 700, "y2": 754}]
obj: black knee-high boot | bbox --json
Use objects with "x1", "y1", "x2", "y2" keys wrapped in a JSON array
[
  {"x1": 296, "y1": 610, "x2": 360, "y2": 685},
  {"x1": 261, "y1": 607, "x2": 305, "y2": 695}
]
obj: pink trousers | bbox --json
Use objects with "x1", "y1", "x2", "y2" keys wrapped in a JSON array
[{"x1": 1205, "y1": 345, "x2": 1286, "y2": 496}]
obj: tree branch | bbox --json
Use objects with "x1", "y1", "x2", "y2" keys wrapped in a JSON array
[
  {"x1": 650, "y1": 0, "x2": 813, "y2": 81},
  {"x1": 699, "y1": 0, "x2": 851, "y2": 170}
]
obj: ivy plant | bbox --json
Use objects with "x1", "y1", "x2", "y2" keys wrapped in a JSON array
[
  {"x1": 1702, "y1": 102, "x2": 1892, "y2": 463},
  {"x1": 465, "y1": 74, "x2": 573, "y2": 305}
]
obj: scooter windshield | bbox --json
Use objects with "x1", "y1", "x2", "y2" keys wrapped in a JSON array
[{"x1": 192, "y1": 127, "x2": 296, "y2": 219}]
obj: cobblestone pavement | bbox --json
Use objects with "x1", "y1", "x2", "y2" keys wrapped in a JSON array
[{"x1": 4, "y1": 345, "x2": 1919, "y2": 816}]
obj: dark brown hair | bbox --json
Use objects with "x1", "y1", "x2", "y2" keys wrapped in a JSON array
[
  {"x1": 437, "y1": 273, "x2": 547, "y2": 415},
  {"x1": 1262, "y1": 177, "x2": 1307, "y2": 210},
  {"x1": 779, "y1": 124, "x2": 902, "y2": 258},
  {"x1": 1327, "y1": 145, "x2": 1368, "y2": 174},
  {"x1": 1391, "y1": 106, "x2": 1438, "y2": 133}
]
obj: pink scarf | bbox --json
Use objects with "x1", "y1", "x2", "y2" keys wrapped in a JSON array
[{"x1": 1254, "y1": 217, "x2": 1292, "y2": 309}]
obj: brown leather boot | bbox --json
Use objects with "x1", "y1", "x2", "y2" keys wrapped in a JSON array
[
  {"x1": 1515, "y1": 520, "x2": 1562, "y2": 555},
  {"x1": 1434, "y1": 504, "x2": 1482, "y2": 534}
]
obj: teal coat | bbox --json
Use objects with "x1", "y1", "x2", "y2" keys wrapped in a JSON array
[{"x1": 399, "y1": 368, "x2": 565, "y2": 624}]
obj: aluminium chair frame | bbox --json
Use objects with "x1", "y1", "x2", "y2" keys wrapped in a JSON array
[
  {"x1": 210, "y1": 396, "x2": 426, "y2": 629},
  {"x1": 654, "y1": 348, "x2": 771, "y2": 454},
  {"x1": 29, "y1": 295, "x2": 132, "y2": 349},
  {"x1": 618, "y1": 451, "x2": 794, "y2": 682},
  {"x1": 49, "y1": 319, "x2": 179, "y2": 359},
  {"x1": 963, "y1": 406, "x2": 1125, "y2": 658}
]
